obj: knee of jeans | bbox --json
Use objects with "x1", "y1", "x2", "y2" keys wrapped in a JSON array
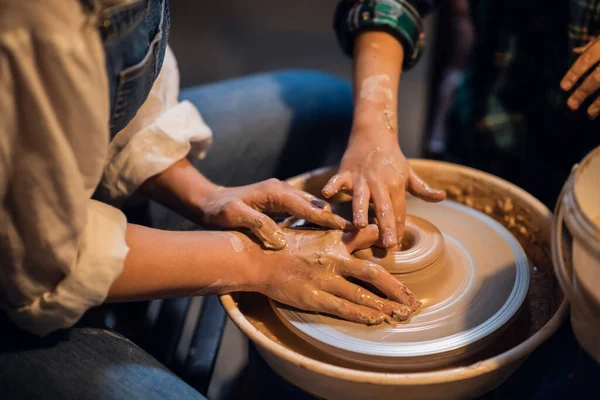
[{"x1": 271, "y1": 69, "x2": 353, "y2": 139}]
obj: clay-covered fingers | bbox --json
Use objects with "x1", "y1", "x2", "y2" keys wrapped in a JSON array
[
  {"x1": 325, "y1": 278, "x2": 412, "y2": 322},
  {"x1": 369, "y1": 182, "x2": 397, "y2": 249},
  {"x1": 304, "y1": 290, "x2": 388, "y2": 325},
  {"x1": 295, "y1": 190, "x2": 333, "y2": 212},
  {"x1": 280, "y1": 190, "x2": 350, "y2": 230},
  {"x1": 233, "y1": 203, "x2": 287, "y2": 250},
  {"x1": 342, "y1": 224, "x2": 380, "y2": 253},
  {"x1": 389, "y1": 179, "x2": 407, "y2": 247},
  {"x1": 322, "y1": 172, "x2": 352, "y2": 198},
  {"x1": 407, "y1": 168, "x2": 447, "y2": 202},
  {"x1": 343, "y1": 258, "x2": 421, "y2": 311},
  {"x1": 351, "y1": 178, "x2": 370, "y2": 228}
]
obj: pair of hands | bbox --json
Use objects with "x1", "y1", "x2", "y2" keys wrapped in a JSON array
[
  {"x1": 191, "y1": 129, "x2": 443, "y2": 324},
  {"x1": 197, "y1": 135, "x2": 445, "y2": 252}
]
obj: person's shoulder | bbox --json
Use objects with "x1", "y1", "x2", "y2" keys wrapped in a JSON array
[{"x1": 0, "y1": 0, "x2": 91, "y2": 44}]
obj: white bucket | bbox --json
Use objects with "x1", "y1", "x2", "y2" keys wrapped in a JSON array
[{"x1": 552, "y1": 145, "x2": 600, "y2": 363}]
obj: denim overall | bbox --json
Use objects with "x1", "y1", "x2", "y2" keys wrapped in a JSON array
[{"x1": 83, "y1": 0, "x2": 170, "y2": 136}]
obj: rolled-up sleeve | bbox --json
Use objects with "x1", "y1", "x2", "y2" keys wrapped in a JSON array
[
  {"x1": 334, "y1": 0, "x2": 439, "y2": 69},
  {"x1": 96, "y1": 46, "x2": 213, "y2": 207},
  {"x1": 0, "y1": 0, "x2": 129, "y2": 336}
]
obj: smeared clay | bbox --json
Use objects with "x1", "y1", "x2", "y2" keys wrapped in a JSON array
[
  {"x1": 383, "y1": 108, "x2": 395, "y2": 131},
  {"x1": 193, "y1": 279, "x2": 237, "y2": 296},
  {"x1": 228, "y1": 233, "x2": 245, "y2": 253},
  {"x1": 261, "y1": 227, "x2": 420, "y2": 326},
  {"x1": 359, "y1": 74, "x2": 393, "y2": 103}
]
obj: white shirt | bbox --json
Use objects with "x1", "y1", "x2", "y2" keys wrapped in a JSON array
[{"x1": 0, "y1": 0, "x2": 213, "y2": 336}]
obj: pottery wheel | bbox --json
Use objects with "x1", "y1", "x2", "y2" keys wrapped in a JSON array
[{"x1": 271, "y1": 198, "x2": 530, "y2": 370}]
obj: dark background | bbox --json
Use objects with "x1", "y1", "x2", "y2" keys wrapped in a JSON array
[{"x1": 169, "y1": 0, "x2": 437, "y2": 159}]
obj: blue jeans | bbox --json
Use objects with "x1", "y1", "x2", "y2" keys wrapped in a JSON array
[{"x1": 0, "y1": 70, "x2": 353, "y2": 400}]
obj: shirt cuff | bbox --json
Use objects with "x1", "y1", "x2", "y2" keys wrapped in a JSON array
[
  {"x1": 97, "y1": 100, "x2": 213, "y2": 207},
  {"x1": 334, "y1": 0, "x2": 425, "y2": 70},
  {"x1": 5, "y1": 201, "x2": 129, "y2": 336}
]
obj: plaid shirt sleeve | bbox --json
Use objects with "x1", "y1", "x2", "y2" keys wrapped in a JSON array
[{"x1": 334, "y1": 0, "x2": 439, "y2": 70}]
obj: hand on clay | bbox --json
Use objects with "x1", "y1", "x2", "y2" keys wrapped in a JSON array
[
  {"x1": 322, "y1": 135, "x2": 446, "y2": 250},
  {"x1": 198, "y1": 179, "x2": 351, "y2": 250},
  {"x1": 257, "y1": 225, "x2": 421, "y2": 325},
  {"x1": 561, "y1": 37, "x2": 600, "y2": 118}
]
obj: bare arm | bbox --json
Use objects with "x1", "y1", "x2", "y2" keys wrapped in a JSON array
[
  {"x1": 107, "y1": 224, "x2": 257, "y2": 302},
  {"x1": 108, "y1": 224, "x2": 420, "y2": 324},
  {"x1": 351, "y1": 31, "x2": 404, "y2": 138}
]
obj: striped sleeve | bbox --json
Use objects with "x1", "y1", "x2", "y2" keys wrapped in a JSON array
[{"x1": 334, "y1": 0, "x2": 437, "y2": 69}]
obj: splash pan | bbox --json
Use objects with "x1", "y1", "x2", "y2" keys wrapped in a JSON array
[
  {"x1": 272, "y1": 198, "x2": 530, "y2": 370},
  {"x1": 220, "y1": 161, "x2": 567, "y2": 400}
]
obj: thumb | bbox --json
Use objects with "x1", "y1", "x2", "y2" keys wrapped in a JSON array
[
  {"x1": 342, "y1": 224, "x2": 380, "y2": 253},
  {"x1": 407, "y1": 168, "x2": 446, "y2": 202},
  {"x1": 239, "y1": 206, "x2": 287, "y2": 250},
  {"x1": 322, "y1": 172, "x2": 352, "y2": 198}
]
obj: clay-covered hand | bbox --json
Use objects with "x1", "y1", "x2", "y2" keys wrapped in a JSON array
[
  {"x1": 561, "y1": 37, "x2": 600, "y2": 118},
  {"x1": 256, "y1": 225, "x2": 420, "y2": 324},
  {"x1": 198, "y1": 179, "x2": 350, "y2": 250},
  {"x1": 322, "y1": 135, "x2": 446, "y2": 250}
]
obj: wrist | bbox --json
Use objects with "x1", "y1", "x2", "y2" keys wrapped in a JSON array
[
  {"x1": 233, "y1": 233, "x2": 282, "y2": 293},
  {"x1": 352, "y1": 105, "x2": 398, "y2": 136}
]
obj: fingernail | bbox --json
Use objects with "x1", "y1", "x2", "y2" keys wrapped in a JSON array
[
  {"x1": 392, "y1": 306, "x2": 411, "y2": 321},
  {"x1": 408, "y1": 296, "x2": 422, "y2": 311},
  {"x1": 365, "y1": 313, "x2": 386, "y2": 326},
  {"x1": 322, "y1": 186, "x2": 334, "y2": 197},
  {"x1": 353, "y1": 211, "x2": 367, "y2": 228},
  {"x1": 265, "y1": 231, "x2": 286, "y2": 249},
  {"x1": 383, "y1": 229, "x2": 395, "y2": 247},
  {"x1": 561, "y1": 79, "x2": 572, "y2": 91},
  {"x1": 589, "y1": 106, "x2": 599, "y2": 118},
  {"x1": 336, "y1": 217, "x2": 352, "y2": 230},
  {"x1": 568, "y1": 97, "x2": 580, "y2": 109}
]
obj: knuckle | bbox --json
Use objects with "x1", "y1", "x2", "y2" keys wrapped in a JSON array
[
  {"x1": 265, "y1": 178, "x2": 283, "y2": 189},
  {"x1": 581, "y1": 54, "x2": 593, "y2": 68},
  {"x1": 222, "y1": 200, "x2": 242, "y2": 216}
]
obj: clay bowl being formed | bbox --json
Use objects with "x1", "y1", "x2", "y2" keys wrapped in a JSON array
[{"x1": 220, "y1": 160, "x2": 567, "y2": 400}]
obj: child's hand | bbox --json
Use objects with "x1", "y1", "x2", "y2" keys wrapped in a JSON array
[{"x1": 322, "y1": 132, "x2": 445, "y2": 250}]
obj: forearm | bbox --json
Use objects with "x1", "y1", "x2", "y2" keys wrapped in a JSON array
[
  {"x1": 107, "y1": 224, "x2": 259, "y2": 302},
  {"x1": 139, "y1": 157, "x2": 218, "y2": 223},
  {"x1": 351, "y1": 31, "x2": 405, "y2": 140}
]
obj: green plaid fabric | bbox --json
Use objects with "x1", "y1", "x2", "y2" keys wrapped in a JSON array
[{"x1": 334, "y1": 0, "x2": 433, "y2": 69}]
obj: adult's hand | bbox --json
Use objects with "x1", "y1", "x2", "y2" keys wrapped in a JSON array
[
  {"x1": 561, "y1": 37, "x2": 600, "y2": 118},
  {"x1": 256, "y1": 225, "x2": 420, "y2": 324},
  {"x1": 198, "y1": 178, "x2": 350, "y2": 249}
]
